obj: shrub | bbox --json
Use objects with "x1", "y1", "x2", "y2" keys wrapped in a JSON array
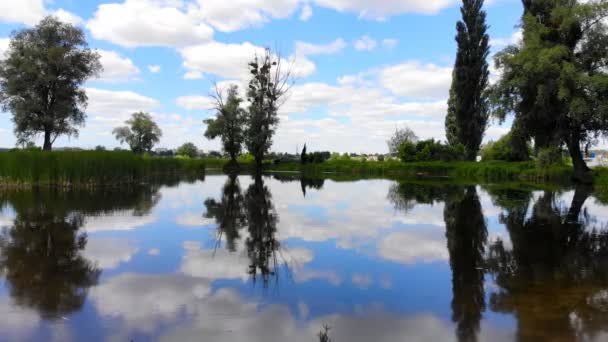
[
  {"x1": 537, "y1": 147, "x2": 563, "y2": 169},
  {"x1": 481, "y1": 133, "x2": 531, "y2": 161},
  {"x1": 398, "y1": 139, "x2": 465, "y2": 162}
]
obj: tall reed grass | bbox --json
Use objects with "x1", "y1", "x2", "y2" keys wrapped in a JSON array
[{"x1": 0, "y1": 151, "x2": 205, "y2": 187}]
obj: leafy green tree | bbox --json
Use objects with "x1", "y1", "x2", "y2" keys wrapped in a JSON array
[
  {"x1": 490, "y1": 0, "x2": 608, "y2": 181},
  {"x1": 481, "y1": 132, "x2": 531, "y2": 161},
  {"x1": 387, "y1": 126, "x2": 418, "y2": 154},
  {"x1": 245, "y1": 49, "x2": 291, "y2": 170},
  {"x1": 446, "y1": 0, "x2": 490, "y2": 160},
  {"x1": 113, "y1": 112, "x2": 162, "y2": 154},
  {"x1": 0, "y1": 16, "x2": 102, "y2": 150},
  {"x1": 176, "y1": 142, "x2": 198, "y2": 158},
  {"x1": 300, "y1": 143, "x2": 308, "y2": 164},
  {"x1": 204, "y1": 84, "x2": 246, "y2": 164}
]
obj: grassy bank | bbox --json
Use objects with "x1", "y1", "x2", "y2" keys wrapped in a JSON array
[
  {"x1": 262, "y1": 160, "x2": 575, "y2": 184},
  {"x1": 0, "y1": 151, "x2": 205, "y2": 188}
]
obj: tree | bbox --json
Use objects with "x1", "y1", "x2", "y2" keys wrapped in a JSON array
[
  {"x1": 490, "y1": 0, "x2": 608, "y2": 181},
  {"x1": 176, "y1": 142, "x2": 198, "y2": 158},
  {"x1": 300, "y1": 143, "x2": 308, "y2": 164},
  {"x1": 245, "y1": 48, "x2": 291, "y2": 170},
  {"x1": 204, "y1": 84, "x2": 246, "y2": 165},
  {"x1": 387, "y1": 126, "x2": 418, "y2": 155},
  {"x1": 0, "y1": 16, "x2": 102, "y2": 150},
  {"x1": 446, "y1": 0, "x2": 490, "y2": 160},
  {"x1": 113, "y1": 112, "x2": 162, "y2": 154}
]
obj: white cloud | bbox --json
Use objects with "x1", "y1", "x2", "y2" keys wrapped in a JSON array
[
  {"x1": 0, "y1": 1, "x2": 82, "y2": 26},
  {"x1": 351, "y1": 273, "x2": 373, "y2": 289},
  {"x1": 180, "y1": 41, "x2": 315, "y2": 80},
  {"x1": 382, "y1": 38, "x2": 398, "y2": 49},
  {"x1": 491, "y1": 29, "x2": 522, "y2": 50},
  {"x1": 313, "y1": 0, "x2": 458, "y2": 19},
  {"x1": 295, "y1": 38, "x2": 347, "y2": 56},
  {"x1": 175, "y1": 212, "x2": 215, "y2": 227},
  {"x1": 84, "y1": 237, "x2": 138, "y2": 269},
  {"x1": 0, "y1": 38, "x2": 9, "y2": 60},
  {"x1": 83, "y1": 212, "x2": 158, "y2": 233},
  {"x1": 378, "y1": 228, "x2": 449, "y2": 265},
  {"x1": 0, "y1": 298, "x2": 40, "y2": 341},
  {"x1": 87, "y1": 0, "x2": 214, "y2": 48},
  {"x1": 176, "y1": 96, "x2": 215, "y2": 111},
  {"x1": 190, "y1": 0, "x2": 301, "y2": 32},
  {"x1": 85, "y1": 88, "x2": 160, "y2": 121},
  {"x1": 354, "y1": 35, "x2": 377, "y2": 51},
  {"x1": 97, "y1": 50, "x2": 140, "y2": 82},
  {"x1": 300, "y1": 3, "x2": 313, "y2": 21},
  {"x1": 381, "y1": 61, "x2": 452, "y2": 99},
  {"x1": 148, "y1": 65, "x2": 161, "y2": 73}
]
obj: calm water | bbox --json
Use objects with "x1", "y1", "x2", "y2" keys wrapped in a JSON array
[{"x1": 1, "y1": 174, "x2": 608, "y2": 341}]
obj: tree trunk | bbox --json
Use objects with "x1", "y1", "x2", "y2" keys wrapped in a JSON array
[
  {"x1": 43, "y1": 130, "x2": 52, "y2": 151},
  {"x1": 567, "y1": 131, "x2": 592, "y2": 183}
]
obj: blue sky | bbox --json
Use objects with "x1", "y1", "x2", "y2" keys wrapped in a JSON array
[{"x1": 0, "y1": 0, "x2": 522, "y2": 153}]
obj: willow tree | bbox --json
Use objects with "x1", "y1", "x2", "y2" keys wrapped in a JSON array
[
  {"x1": 245, "y1": 49, "x2": 291, "y2": 170},
  {"x1": 0, "y1": 16, "x2": 102, "y2": 150},
  {"x1": 445, "y1": 0, "x2": 490, "y2": 160}
]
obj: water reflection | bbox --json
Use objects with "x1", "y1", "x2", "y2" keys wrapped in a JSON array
[
  {"x1": 445, "y1": 186, "x2": 487, "y2": 342},
  {"x1": 486, "y1": 185, "x2": 608, "y2": 341},
  {"x1": 204, "y1": 174, "x2": 247, "y2": 252},
  {"x1": 0, "y1": 185, "x2": 163, "y2": 320}
]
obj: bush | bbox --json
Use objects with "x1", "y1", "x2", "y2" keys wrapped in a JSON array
[
  {"x1": 481, "y1": 133, "x2": 531, "y2": 162},
  {"x1": 537, "y1": 147, "x2": 563, "y2": 169},
  {"x1": 398, "y1": 139, "x2": 465, "y2": 162}
]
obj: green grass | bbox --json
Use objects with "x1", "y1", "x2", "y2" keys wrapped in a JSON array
[
  {"x1": 0, "y1": 150, "x2": 205, "y2": 187},
  {"x1": 262, "y1": 159, "x2": 575, "y2": 183}
]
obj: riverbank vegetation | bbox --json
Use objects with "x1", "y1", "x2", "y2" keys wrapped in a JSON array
[{"x1": 0, "y1": 150, "x2": 205, "y2": 188}]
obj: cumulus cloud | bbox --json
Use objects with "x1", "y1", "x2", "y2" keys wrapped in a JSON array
[
  {"x1": 354, "y1": 35, "x2": 377, "y2": 51},
  {"x1": 491, "y1": 29, "x2": 523, "y2": 50},
  {"x1": 180, "y1": 41, "x2": 315, "y2": 80},
  {"x1": 0, "y1": 0, "x2": 82, "y2": 26},
  {"x1": 378, "y1": 228, "x2": 449, "y2": 265},
  {"x1": 97, "y1": 50, "x2": 140, "y2": 82},
  {"x1": 176, "y1": 96, "x2": 216, "y2": 111},
  {"x1": 313, "y1": 0, "x2": 458, "y2": 19},
  {"x1": 85, "y1": 87, "x2": 160, "y2": 122},
  {"x1": 190, "y1": 0, "x2": 301, "y2": 32},
  {"x1": 295, "y1": 38, "x2": 347, "y2": 56},
  {"x1": 0, "y1": 38, "x2": 9, "y2": 60},
  {"x1": 382, "y1": 38, "x2": 398, "y2": 49},
  {"x1": 300, "y1": 3, "x2": 313, "y2": 21},
  {"x1": 380, "y1": 61, "x2": 452, "y2": 99},
  {"x1": 87, "y1": 0, "x2": 213, "y2": 48},
  {"x1": 148, "y1": 65, "x2": 161, "y2": 73},
  {"x1": 84, "y1": 237, "x2": 139, "y2": 269}
]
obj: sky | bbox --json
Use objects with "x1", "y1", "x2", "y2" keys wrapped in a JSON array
[{"x1": 0, "y1": 0, "x2": 524, "y2": 153}]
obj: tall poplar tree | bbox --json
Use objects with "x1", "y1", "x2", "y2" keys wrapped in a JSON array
[{"x1": 446, "y1": 0, "x2": 490, "y2": 160}]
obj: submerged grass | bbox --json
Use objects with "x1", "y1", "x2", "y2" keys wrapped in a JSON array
[{"x1": 0, "y1": 151, "x2": 205, "y2": 187}]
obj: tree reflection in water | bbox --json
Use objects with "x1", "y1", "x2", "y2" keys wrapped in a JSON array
[
  {"x1": 245, "y1": 174, "x2": 280, "y2": 286},
  {"x1": 444, "y1": 186, "x2": 487, "y2": 342},
  {"x1": 205, "y1": 174, "x2": 282, "y2": 286},
  {"x1": 387, "y1": 182, "x2": 488, "y2": 342},
  {"x1": 204, "y1": 174, "x2": 247, "y2": 252},
  {"x1": 0, "y1": 185, "x2": 162, "y2": 319},
  {"x1": 485, "y1": 185, "x2": 608, "y2": 341}
]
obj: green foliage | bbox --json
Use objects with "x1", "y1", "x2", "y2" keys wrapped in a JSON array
[
  {"x1": 0, "y1": 150, "x2": 205, "y2": 187},
  {"x1": 537, "y1": 147, "x2": 563, "y2": 169},
  {"x1": 176, "y1": 142, "x2": 198, "y2": 158},
  {"x1": 446, "y1": 0, "x2": 490, "y2": 160},
  {"x1": 300, "y1": 144, "x2": 308, "y2": 164},
  {"x1": 0, "y1": 16, "x2": 102, "y2": 150},
  {"x1": 399, "y1": 139, "x2": 466, "y2": 162},
  {"x1": 481, "y1": 132, "x2": 531, "y2": 161},
  {"x1": 113, "y1": 112, "x2": 162, "y2": 154},
  {"x1": 94, "y1": 145, "x2": 106, "y2": 152},
  {"x1": 387, "y1": 126, "x2": 418, "y2": 154},
  {"x1": 245, "y1": 48, "x2": 289, "y2": 168},
  {"x1": 204, "y1": 85, "x2": 246, "y2": 162}
]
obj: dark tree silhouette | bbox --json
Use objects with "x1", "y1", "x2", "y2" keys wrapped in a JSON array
[
  {"x1": 444, "y1": 186, "x2": 488, "y2": 342},
  {"x1": 204, "y1": 174, "x2": 247, "y2": 252}
]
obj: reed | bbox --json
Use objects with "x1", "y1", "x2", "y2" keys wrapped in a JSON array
[{"x1": 0, "y1": 150, "x2": 205, "y2": 187}]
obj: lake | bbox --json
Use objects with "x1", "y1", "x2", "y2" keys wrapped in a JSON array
[{"x1": 1, "y1": 173, "x2": 607, "y2": 341}]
